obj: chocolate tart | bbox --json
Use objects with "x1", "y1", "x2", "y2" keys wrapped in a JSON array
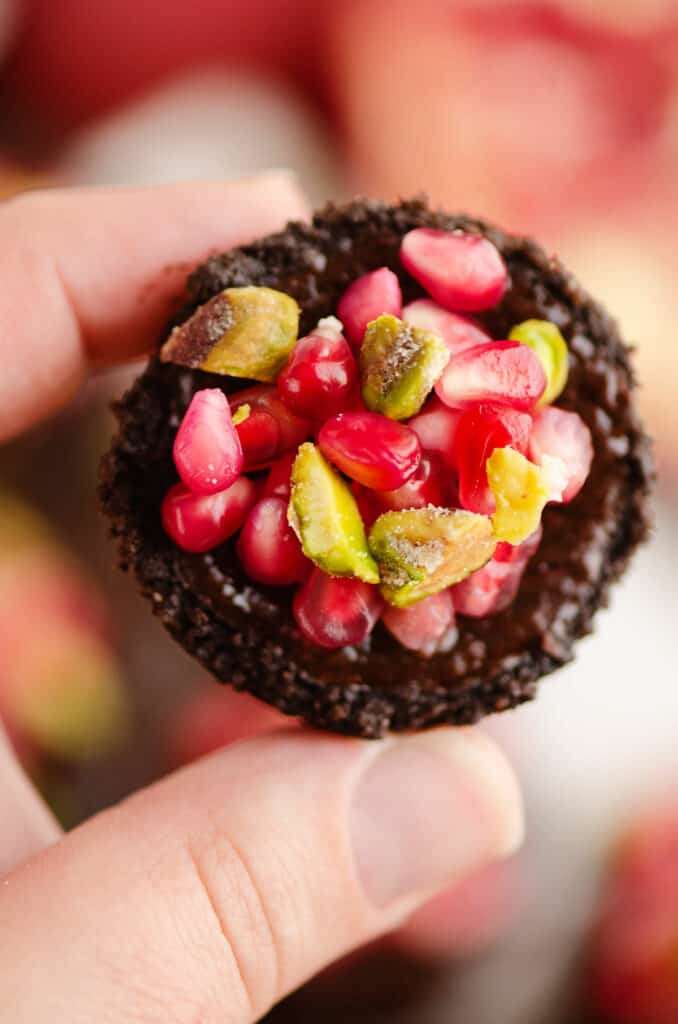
[{"x1": 99, "y1": 197, "x2": 653, "y2": 737}]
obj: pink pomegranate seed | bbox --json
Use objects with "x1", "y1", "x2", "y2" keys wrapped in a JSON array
[
  {"x1": 318, "y1": 412, "x2": 421, "y2": 491},
  {"x1": 237, "y1": 497, "x2": 310, "y2": 586},
  {"x1": 407, "y1": 398, "x2": 463, "y2": 467},
  {"x1": 230, "y1": 385, "x2": 310, "y2": 471},
  {"x1": 293, "y1": 570, "x2": 383, "y2": 649},
  {"x1": 455, "y1": 406, "x2": 532, "y2": 514},
  {"x1": 400, "y1": 228, "x2": 508, "y2": 312},
  {"x1": 173, "y1": 388, "x2": 243, "y2": 496},
  {"x1": 261, "y1": 451, "x2": 297, "y2": 501},
  {"x1": 452, "y1": 557, "x2": 525, "y2": 618},
  {"x1": 337, "y1": 267, "x2": 403, "y2": 347},
  {"x1": 403, "y1": 298, "x2": 492, "y2": 358},
  {"x1": 374, "y1": 454, "x2": 454, "y2": 511},
  {"x1": 495, "y1": 525, "x2": 543, "y2": 564},
  {"x1": 277, "y1": 330, "x2": 358, "y2": 419},
  {"x1": 161, "y1": 477, "x2": 256, "y2": 554},
  {"x1": 454, "y1": 527, "x2": 541, "y2": 617},
  {"x1": 435, "y1": 340, "x2": 546, "y2": 411},
  {"x1": 529, "y1": 406, "x2": 594, "y2": 503},
  {"x1": 382, "y1": 591, "x2": 457, "y2": 657}
]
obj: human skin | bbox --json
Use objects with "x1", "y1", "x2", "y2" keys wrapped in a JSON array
[{"x1": 0, "y1": 173, "x2": 523, "y2": 1023}]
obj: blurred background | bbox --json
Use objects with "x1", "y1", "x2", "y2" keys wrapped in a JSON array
[{"x1": 0, "y1": 1, "x2": 677, "y2": 1021}]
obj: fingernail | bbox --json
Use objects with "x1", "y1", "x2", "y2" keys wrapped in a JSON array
[{"x1": 350, "y1": 729, "x2": 523, "y2": 908}]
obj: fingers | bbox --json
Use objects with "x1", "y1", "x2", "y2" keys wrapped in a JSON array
[
  {"x1": 0, "y1": 725, "x2": 61, "y2": 878},
  {"x1": 0, "y1": 172, "x2": 309, "y2": 441},
  {"x1": 0, "y1": 727, "x2": 522, "y2": 1023}
]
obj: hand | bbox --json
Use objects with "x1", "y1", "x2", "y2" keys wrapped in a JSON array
[{"x1": 0, "y1": 174, "x2": 523, "y2": 1023}]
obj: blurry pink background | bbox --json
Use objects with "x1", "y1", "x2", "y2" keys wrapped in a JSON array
[{"x1": 1, "y1": 2, "x2": 677, "y2": 1021}]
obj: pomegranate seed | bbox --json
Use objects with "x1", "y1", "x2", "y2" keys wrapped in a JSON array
[
  {"x1": 403, "y1": 298, "x2": 492, "y2": 358},
  {"x1": 350, "y1": 483, "x2": 378, "y2": 531},
  {"x1": 352, "y1": 454, "x2": 455, "y2": 532},
  {"x1": 452, "y1": 557, "x2": 525, "y2": 618},
  {"x1": 174, "y1": 388, "x2": 243, "y2": 496},
  {"x1": 454, "y1": 527, "x2": 541, "y2": 616},
  {"x1": 277, "y1": 330, "x2": 358, "y2": 419},
  {"x1": 373, "y1": 454, "x2": 454, "y2": 511},
  {"x1": 495, "y1": 525, "x2": 542, "y2": 564},
  {"x1": 337, "y1": 267, "x2": 402, "y2": 347},
  {"x1": 261, "y1": 451, "x2": 297, "y2": 501},
  {"x1": 237, "y1": 497, "x2": 310, "y2": 585},
  {"x1": 435, "y1": 340, "x2": 546, "y2": 411},
  {"x1": 318, "y1": 412, "x2": 421, "y2": 491},
  {"x1": 293, "y1": 570, "x2": 383, "y2": 649},
  {"x1": 455, "y1": 406, "x2": 532, "y2": 514},
  {"x1": 161, "y1": 477, "x2": 256, "y2": 554},
  {"x1": 230, "y1": 385, "x2": 310, "y2": 471},
  {"x1": 407, "y1": 398, "x2": 463, "y2": 467},
  {"x1": 400, "y1": 228, "x2": 508, "y2": 312},
  {"x1": 529, "y1": 406, "x2": 594, "y2": 503},
  {"x1": 382, "y1": 590, "x2": 457, "y2": 657}
]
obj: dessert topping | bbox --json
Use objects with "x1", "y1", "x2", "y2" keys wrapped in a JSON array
[
  {"x1": 368, "y1": 506, "x2": 496, "y2": 607},
  {"x1": 288, "y1": 442, "x2": 379, "y2": 583},
  {"x1": 360, "y1": 313, "x2": 449, "y2": 421},
  {"x1": 161, "y1": 286, "x2": 299, "y2": 382},
  {"x1": 337, "y1": 267, "x2": 402, "y2": 347},
  {"x1": 400, "y1": 228, "x2": 508, "y2": 311}
]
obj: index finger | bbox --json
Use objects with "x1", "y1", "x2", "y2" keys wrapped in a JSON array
[{"x1": 0, "y1": 173, "x2": 309, "y2": 441}]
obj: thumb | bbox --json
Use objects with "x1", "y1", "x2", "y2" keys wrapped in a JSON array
[{"x1": 0, "y1": 726, "x2": 522, "y2": 1023}]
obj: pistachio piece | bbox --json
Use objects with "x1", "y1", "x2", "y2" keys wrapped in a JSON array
[
  {"x1": 360, "y1": 314, "x2": 449, "y2": 420},
  {"x1": 368, "y1": 506, "x2": 495, "y2": 607},
  {"x1": 160, "y1": 286, "x2": 300, "y2": 383},
  {"x1": 486, "y1": 447, "x2": 549, "y2": 545},
  {"x1": 288, "y1": 443, "x2": 379, "y2": 583},
  {"x1": 509, "y1": 319, "x2": 568, "y2": 406},
  {"x1": 231, "y1": 403, "x2": 251, "y2": 426}
]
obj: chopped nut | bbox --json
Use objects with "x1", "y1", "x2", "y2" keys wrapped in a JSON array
[
  {"x1": 361, "y1": 314, "x2": 448, "y2": 420},
  {"x1": 368, "y1": 506, "x2": 495, "y2": 607},
  {"x1": 161, "y1": 286, "x2": 299, "y2": 382}
]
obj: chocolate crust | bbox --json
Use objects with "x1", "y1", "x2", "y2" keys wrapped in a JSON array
[{"x1": 99, "y1": 197, "x2": 653, "y2": 737}]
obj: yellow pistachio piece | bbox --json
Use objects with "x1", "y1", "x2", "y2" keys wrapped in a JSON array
[
  {"x1": 361, "y1": 313, "x2": 449, "y2": 420},
  {"x1": 368, "y1": 506, "x2": 496, "y2": 608},
  {"x1": 161, "y1": 286, "x2": 300, "y2": 383},
  {"x1": 486, "y1": 447, "x2": 549, "y2": 545}
]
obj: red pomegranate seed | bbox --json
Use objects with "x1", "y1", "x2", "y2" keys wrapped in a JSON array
[
  {"x1": 261, "y1": 451, "x2": 297, "y2": 501},
  {"x1": 277, "y1": 330, "x2": 358, "y2": 419},
  {"x1": 337, "y1": 267, "x2": 403, "y2": 347},
  {"x1": 455, "y1": 405, "x2": 532, "y2": 514},
  {"x1": 237, "y1": 497, "x2": 310, "y2": 585},
  {"x1": 495, "y1": 525, "x2": 542, "y2": 564},
  {"x1": 529, "y1": 407, "x2": 594, "y2": 503},
  {"x1": 407, "y1": 398, "x2": 463, "y2": 467},
  {"x1": 403, "y1": 298, "x2": 492, "y2": 358},
  {"x1": 318, "y1": 412, "x2": 421, "y2": 491},
  {"x1": 400, "y1": 228, "x2": 508, "y2": 312},
  {"x1": 452, "y1": 557, "x2": 524, "y2": 618},
  {"x1": 382, "y1": 590, "x2": 457, "y2": 657},
  {"x1": 373, "y1": 454, "x2": 454, "y2": 511},
  {"x1": 435, "y1": 340, "x2": 546, "y2": 411},
  {"x1": 230, "y1": 385, "x2": 310, "y2": 471},
  {"x1": 454, "y1": 527, "x2": 541, "y2": 617},
  {"x1": 173, "y1": 388, "x2": 243, "y2": 496},
  {"x1": 351, "y1": 483, "x2": 381, "y2": 531},
  {"x1": 293, "y1": 570, "x2": 383, "y2": 649},
  {"x1": 161, "y1": 477, "x2": 256, "y2": 554}
]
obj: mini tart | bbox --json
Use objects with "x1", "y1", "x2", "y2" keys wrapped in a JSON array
[{"x1": 100, "y1": 198, "x2": 653, "y2": 737}]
